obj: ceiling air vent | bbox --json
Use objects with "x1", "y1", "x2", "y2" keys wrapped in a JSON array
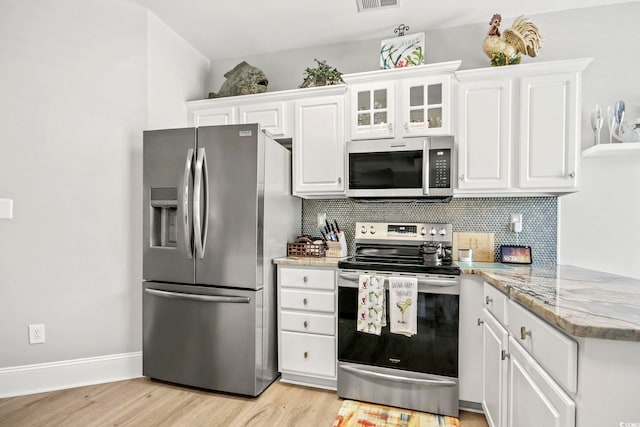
[{"x1": 356, "y1": 0, "x2": 400, "y2": 12}]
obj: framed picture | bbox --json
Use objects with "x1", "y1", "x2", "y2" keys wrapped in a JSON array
[{"x1": 380, "y1": 32, "x2": 425, "y2": 69}]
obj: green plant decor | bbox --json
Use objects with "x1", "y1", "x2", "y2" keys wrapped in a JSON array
[
  {"x1": 490, "y1": 52, "x2": 522, "y2": 66},
  {"x1": 299, "y1": 59, "x2": 344, "y2": 88}
]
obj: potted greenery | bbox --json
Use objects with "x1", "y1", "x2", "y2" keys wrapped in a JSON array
[{"x1": 299, "y1": 59, "x2": 344, "y2": 88}]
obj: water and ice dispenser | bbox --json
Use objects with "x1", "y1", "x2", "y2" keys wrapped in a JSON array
[{"x1": 150, "y1": 187, "x2": 178, "y2": 248}]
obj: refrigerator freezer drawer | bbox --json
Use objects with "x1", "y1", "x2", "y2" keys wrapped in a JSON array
[{"x1": 142, "y1": 282, "x2": 276, "y2": 396}]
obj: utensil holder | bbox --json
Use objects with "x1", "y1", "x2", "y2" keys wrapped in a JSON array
[{"x1": 326, "y1": 232, "x2": 348, "y2": 258}]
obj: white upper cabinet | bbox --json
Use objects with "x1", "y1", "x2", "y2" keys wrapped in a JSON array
[
  {"x1": 187, "y1": 90, "x2": 302, "y2": 138},
  {"x1": 400, "y1": 76, "x2": 453, "y2": 137},
  {"x1": 348, "y1": 81, "x2": 395, "y2": 140},
  {"x1": 518, "y1": 73, "x2": 578, "y2": 190},
  {"x1": 293, "y1": 89, "x2": 346, "y2": 198},
  {"x1": 457, "y1": 78, "x2": 512, "y2": 191},
  {"x1": 455, "y1": 58, "x2": 591, "y2": 195},
  {"x1": 188, "y1": 105, "x2": 235, "y2": 127},
  {"x1": 237, "y1": 101, "x2": 291, "y2": 137},
  {"x1": 342, "y1": 61, "x2": 461, "y2": 141}
]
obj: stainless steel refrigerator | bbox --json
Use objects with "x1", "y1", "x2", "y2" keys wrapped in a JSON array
[{"x1": 142, "y1": 124, "x2": 300, "y2": 396}]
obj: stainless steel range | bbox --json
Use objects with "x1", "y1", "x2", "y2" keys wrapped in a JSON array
[{"x1": 337, "y1": 222, "x2": 461, "y2": 417}]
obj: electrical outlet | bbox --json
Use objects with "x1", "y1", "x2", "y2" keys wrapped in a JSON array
[
  {"x1": 29, "y1": 324, "x2": 45, "y2": 344},
  {"x1": 510, "y1": 213, "x2": 523, "y2": 233},
  {"x1": 317, "y1": 213, "x2": 327, "y2": 228}
]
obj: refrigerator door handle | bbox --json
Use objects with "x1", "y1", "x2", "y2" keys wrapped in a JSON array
[
  {"x1": 144, "y1": 288, "x2": 250, "y2": 304},
  {"x1": 193, "y1": 147, "x2": 209, "y2": 259},
  {"x1": 182, "y1": 148, "x2": 194, "y2": 259}
]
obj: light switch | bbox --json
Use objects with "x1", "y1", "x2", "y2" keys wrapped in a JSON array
[{"x1": 0, "y1": 199, "x2": 14, "y2": 219}]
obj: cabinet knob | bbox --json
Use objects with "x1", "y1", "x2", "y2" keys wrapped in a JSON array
[
  {"x1": 338, "y1": 177, "x2": 342, "y2": 184},
  {"x1": 404, "y1": 122, "x2": 409, "y2": 130},
  {"x1": 303, "y1": 320, "x2": 308, "y2": 328},
  {"x1": 303, "y1": 298, "x2": 308, "y2": 305},
  {"x1": 304, "y1": 351, "x2": 308, "y2": 359},
  {"x1": 485, "y1": 296, "x2": 493, "y2": 305},
  {"x1": 388, "y1": 123, "x2": 393, "y2": 131},
  {"x1": 477, "y1": 318, "x2": 484, "y2": 326},
  {"x1": 501, "y1": 350, "x2": 510, "y2": 360},
  {"x1": 303, "y1": 276, "x2": 308, "y2": 283},
  {"x1": 459, "y1": 174, "x2": 465, "y2": 182},
  {"x1": 520, "y1": 326, "x2": 532, "y2": 340},
  {"x1": 568, "y1": 171, "x2": 575, "y2": 178}
]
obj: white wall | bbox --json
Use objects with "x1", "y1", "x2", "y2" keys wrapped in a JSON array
[
  {"x1": 209, "y1": 3, "x2": 640, "y2": 278},
  {"x1": 0, "y1": 0, "x2": 208, "y2": 378},
  {"x1": 147, "y1": 11, "x2": 209, "y2": 129}
]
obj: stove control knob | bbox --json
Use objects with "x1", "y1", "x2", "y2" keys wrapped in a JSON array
[
  {"x1": 429, "y1": 227, "x2": 437, "y2": 236},
  {"x1": 439, "y1": 228, "x2": 447, "y2": 236},
  {"x1": 421, "y1": 227, "x2": 427, "y2": 236},
  {"x1": 360, "y1": 225, "x2": 367, "y2": 234},
  {"x1": 369, "y1": 226, "x2": 376, "y2": 235}
]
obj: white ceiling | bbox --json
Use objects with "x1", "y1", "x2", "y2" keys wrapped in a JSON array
[{"x1": 126, "y1": 0, "x2": 631, "y2": 61}]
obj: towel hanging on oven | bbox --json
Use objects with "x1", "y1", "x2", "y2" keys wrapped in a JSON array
[
  {"x1": 389, "y1": 276, "x2": 418, "y2": 337},
  {"x1": 356, "y1": 274, "x2": 385, "y2": 335}
]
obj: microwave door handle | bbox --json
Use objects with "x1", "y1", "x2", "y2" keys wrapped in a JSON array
[
  {"x1": 193, "y1": 148, "x2": 207, "y2": 259},
  {"x1": 182, "y1": 149, "x2": 194, "y2": 259},
  {"x1": 423, "y1": 139, "x2": 430, "y2": 195}
]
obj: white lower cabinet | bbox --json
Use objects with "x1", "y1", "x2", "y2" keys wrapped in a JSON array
[
  {"x1": 482, "y1": 282, "x2": 575, "y2": 427},
  {"x1": 277, "y1": 265, "x2": 337, "y2": 390},
  {"x1": 482, "y1": 309, "x2": 508, "y2": 427},
  {"x1": 507, "y1": 336, "x2": 575, "y2": 427}
]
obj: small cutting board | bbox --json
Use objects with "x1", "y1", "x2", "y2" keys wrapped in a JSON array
[{"x1": 452, "y1": 232, "x2": 495, "y2": 262}]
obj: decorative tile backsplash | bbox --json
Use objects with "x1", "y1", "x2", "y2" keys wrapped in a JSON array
[{"x1": 301, "y1": 197, "x2": 557, "y2": 265}]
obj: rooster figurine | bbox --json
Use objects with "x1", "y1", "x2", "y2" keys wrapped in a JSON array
[{"x1": 483, "y1": 14, "x2": 543, "y2": 66}]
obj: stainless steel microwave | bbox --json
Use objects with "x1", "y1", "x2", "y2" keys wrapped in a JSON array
[{"x1": 346, "y1": 137, "x2": 455, "y2": 200}]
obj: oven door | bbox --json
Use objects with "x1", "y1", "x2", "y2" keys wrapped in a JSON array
[
  {"x1": 337, "y1": 271, "x2": 459, "y2": 377},
  {"x1": 346, "y1": 139, "x2": 428, "y2": 198}
]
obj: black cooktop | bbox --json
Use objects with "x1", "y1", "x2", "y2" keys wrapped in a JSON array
[{"x1": 337, "y1": 256, "x2": 461, "y2": 275}]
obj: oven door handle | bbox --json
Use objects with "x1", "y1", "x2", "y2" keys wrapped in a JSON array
[
  {"x1": 338, "y1": 272, "x2": 459, "y2": 288},
  {"x1": 340, "y1": 365, "x2": 457, "y2": 387}
]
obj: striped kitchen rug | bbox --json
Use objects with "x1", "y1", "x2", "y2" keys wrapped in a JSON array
[{"x1": 332, "y1": 400, "x2": 460, "y2": 427}]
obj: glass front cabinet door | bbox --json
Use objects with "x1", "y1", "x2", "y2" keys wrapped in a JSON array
[
  {"x1": 349, "y1": 82, "x2": 395, "y2": 140},
  {"x1": 400, "y1": 76, "x2": 452, "y2": 137}
]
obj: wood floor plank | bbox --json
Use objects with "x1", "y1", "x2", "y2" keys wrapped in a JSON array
[{"x1": 0, "y1": 378, "x2": 488, "y2": 427}]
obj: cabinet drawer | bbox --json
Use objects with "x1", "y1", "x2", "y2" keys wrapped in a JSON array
[
  {"x1": 507, "y1": 299, "x2": 578, "y2": 393},
  {"x1": 281, "y1": 311, "x2": 335, "y2": 335},
  {"x1": 280, "y1": 289, "x2": 335, "y2": 313},
  {"x1": 483, "y1": 282, "x2": 508, "y2": 325},
  {"x1": 280, "y1": 268, "x2": 335, "y2": 290},
  {"x1": 280, "y1": 332, "x2": 336, "y2": 378}
]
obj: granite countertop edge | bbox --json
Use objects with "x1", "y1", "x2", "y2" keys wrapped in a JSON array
[{"x1": 275, "y1": 257, "x2": 640, "y2": 342}]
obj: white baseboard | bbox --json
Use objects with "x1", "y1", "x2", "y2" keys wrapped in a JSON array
[{"x1": 0, "y1": 351, "x2": 143, "y2": 398}]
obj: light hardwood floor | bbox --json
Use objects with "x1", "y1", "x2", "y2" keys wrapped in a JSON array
[{"x1": 0, "y1": 378, "x2": 489, "y2": 427}]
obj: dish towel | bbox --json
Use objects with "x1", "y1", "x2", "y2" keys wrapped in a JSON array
[
  {"x1": 356, "y1": 274, "x2": 385, "y2": 335},
  {"x1": 389, "y1": 276, "x2": 418, "y2": 337}
]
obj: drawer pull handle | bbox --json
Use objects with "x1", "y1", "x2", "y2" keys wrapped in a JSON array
[
  {"x1": 485, "y1": 296, "x2": 493, "y2": 305},
  {"x1": 477, "y1": 318, "x2": 484, "y2": 326},
  {"x1": 303, "y1": 276, "x2": 308, "y2": 283},
  {"x1": 501, "y1": 350, "x2": 510, "y2": 360},
  {"x1": 520, "y1": 326, "x2": 531, "y2": 340},
  {"x1": 303, "y1": 298, "x2": 308, "y2": 305},
  {"x1": 303, "y1": 321, "x2": 308, "y2": 328},
  {"x1": 304, "y1": 351, "x2": 308, "y2": 359}
]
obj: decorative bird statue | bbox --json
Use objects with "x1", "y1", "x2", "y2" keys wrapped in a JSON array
[{"x1": 483, "y1": 14, "x2": 544, "y2": 66}]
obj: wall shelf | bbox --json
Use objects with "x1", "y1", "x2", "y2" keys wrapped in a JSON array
[{"x1": 582, "y1": 142, "x2": 640, "y2": 157}]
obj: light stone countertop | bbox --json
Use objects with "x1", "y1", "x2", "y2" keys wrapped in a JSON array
[
  {"x1": 273, "y1": 257, "x2": 640, "y2": 342},
  {"x1": 458, "y1": 262, "x2": 640, "y2": 342},
  {"x1": 273, "y1": 256, "x2": 345, "y2": 267}
]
